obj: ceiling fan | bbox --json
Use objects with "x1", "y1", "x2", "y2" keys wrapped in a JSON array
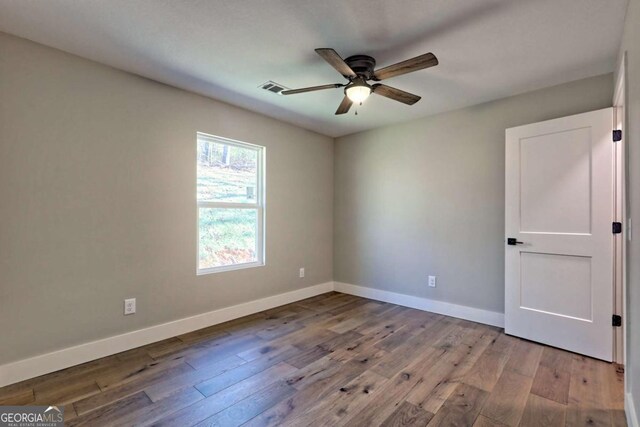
[{"x1": 281, "y1": 48, "x2": 438, "y2": 115}]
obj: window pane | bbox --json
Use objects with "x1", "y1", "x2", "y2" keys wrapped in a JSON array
[
  {"x1": 197, "y1": 140, "x2": 258, "y2": 203},
  {"x1": 199, "y1": 208, "x2": 258, "y2": 269}
]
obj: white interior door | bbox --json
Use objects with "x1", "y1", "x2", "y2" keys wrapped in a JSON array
[{"x1": 505, "y1": 108, "x2": 614, "y2": 361}]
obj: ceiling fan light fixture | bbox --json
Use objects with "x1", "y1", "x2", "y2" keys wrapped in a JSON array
[
  {"x1": 279, "y1": 48, "x2": 437, "y2": 115},
  {"x1": 345, "y1": 81, "x2": 371, "y2": 104}
]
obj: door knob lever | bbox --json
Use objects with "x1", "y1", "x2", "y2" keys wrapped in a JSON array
[{"x1": 507, "y1": 238, "x2": 524, "y2": 245}]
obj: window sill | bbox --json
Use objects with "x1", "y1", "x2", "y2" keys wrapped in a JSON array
[{"x1": 197, "y1": 261, "x2": 265, "y2": 276}]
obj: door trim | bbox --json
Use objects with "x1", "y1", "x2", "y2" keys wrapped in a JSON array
[{"x1": 613, "y1": 52, "x2": 627, "y2": 366}]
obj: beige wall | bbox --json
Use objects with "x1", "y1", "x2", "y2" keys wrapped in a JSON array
[
  {"x1": 334, "y1": 74, "x2": 613, "y2": 314},
  {"x1": 618, "y1": 0, "x2": 640, "y2": 416},
  {"x1": 0, "y1": 33, "x2": 334, "y2": 365}
]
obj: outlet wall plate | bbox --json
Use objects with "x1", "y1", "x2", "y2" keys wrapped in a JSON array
[
  {"x1": 428, "y1": 276, "x2": 437, "y2": 288},
  {"x1": 124, "y1": 298, "x2": 136, "y2": 315},
  {"x1": 299, "y1": 268, "x2": 305, "y2": 278}
]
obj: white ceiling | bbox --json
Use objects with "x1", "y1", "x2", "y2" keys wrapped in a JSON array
[{"x1": 0, "y1": 0, "x2": 629, "y2": 137}]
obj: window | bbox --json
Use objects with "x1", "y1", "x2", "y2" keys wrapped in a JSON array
[{"x1": 197, "y1": 133, "x2": 264, "y2": 274}]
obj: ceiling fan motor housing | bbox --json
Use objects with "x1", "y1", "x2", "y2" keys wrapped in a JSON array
[{"x1": 344, "y1": 55, "x2": 376, "y2": 80}]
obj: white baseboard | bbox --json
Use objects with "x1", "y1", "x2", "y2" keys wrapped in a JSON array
[
  {"x1": 0, "y1": 281, "x2": 334, "y2": 388},
  {"x1": 628, "y1": 392, "x2": 639, "y2": 427},
  {"x1": 334, "y1": 282, "x2": 505, "y2": 328}
]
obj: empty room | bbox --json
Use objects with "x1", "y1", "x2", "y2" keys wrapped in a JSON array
[{"x1": 0, "y1": 0, "x2": 638, "y2": 426}]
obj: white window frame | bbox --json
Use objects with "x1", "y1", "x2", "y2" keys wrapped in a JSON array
[{"x1": 196, "y1": 132, "x2": 265, "y2": 275}]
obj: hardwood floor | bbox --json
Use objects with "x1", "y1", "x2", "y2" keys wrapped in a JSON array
[{"x1": 0, "y1": 292, "x2": 626, "y2": 426}]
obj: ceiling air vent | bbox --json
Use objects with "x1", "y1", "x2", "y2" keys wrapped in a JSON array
[{"x1": 259, "y1": 81, "x2": 289, "y2": 95}]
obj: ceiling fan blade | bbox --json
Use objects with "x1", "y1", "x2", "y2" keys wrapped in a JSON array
[
  {"x1": 373, "y1": 53, "x2": 438, "y2": 81},
  {"x1": 372, "y1": 84, "x2": 421, "y2": 105},
  {"x1": 315, "y1": 48, "x2": 357, "y2": 78},
  {"x1": 335, "y1": 96, "x2": 353, "y2": 115},
  {"x1": 281, "y1": 83, "x2": 343, "y2": 95}
]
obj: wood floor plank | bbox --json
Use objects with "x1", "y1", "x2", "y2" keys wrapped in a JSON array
[
  {"x1": 285, "y1": 345, "x2": 331, "y2": 368},
  {"x1": 284, "y1": 353, "x2": 344, "y2": 391},
  {"x1": 178, "y1": 327, "x2": 232, "y2": 346},
  {"x1": 143, "y1": 354, "x2": 248, "y2": 402},
  {"x1": 519, "y1": 394, "x2": 566, "y2": 427},
  {"x1": 313, "y1": 298, "x2": 371, "y2": 320},
  {"x1": 140, "y1": 337, "x2": 187, "y2": 359},
  {"x1": 340, "y1": 317, "x2": 407, "y2": 359},
  {"x1": 95, "y1": 356, "x2": 194, "y2": 391},
  {"x1": 611, "y1": 409, "x2": 628, "y2": 427},
  {"x1": 286, "y1": 369, "x2": 388, "y2": 426},
  {"x1": 374, "y1": 327, "x2": 415, "y2": 353},
  {"x1": 479, "y1": 370, "x2": 532, "y2": 426},
  {"x1": 318, "y1": 301, "x2": 383, "y2": 330},
  {"x1": 327, "y1": 312, "x2": 371, "y2": 334},
  {"x1": 426, "y1": 383, "x2": 489, "y2": 426},
  {"x1": 183, "y1": 335, "x2": 265, "y2": 371},
  {"x1": 152, "y1": 362, "x2": 297, "y2": 427},
  {"x1": 395, "y1": 345, "x2": 454, "y2": 409},
  {"x1": 351, "y1": 306, "x2": 407, "y2": 335},
  {"x1": 242, "y1": 365, "x2": 351, "y2": 426},
  {"x1": 28, "y1": 353, "x2": 151, "y2": 404},
  {"x1": 296, "y1": 293, "x2": 359, "y2": 313},
  {"x1": 34, "y1": 380, "x2": 102, "y2": 407},
  {"x1": 393, "y1": 308, "x2": 442, "y2": 337},
  {"x1": 194, "y1": 380, "x2": 296, "y2": 427},
  {"x1": 0, "y1": 293, "x2": 624, "y2": 427},
  {"x1": 236, "y1": 340, "x2": 295, "y2": 362},
  {"x1": 193, "y1": 347, "x2": 299, "y2": 397},
  {"x1": 220, "y1": 309, "x2": 309, "y2": 339},
  {"x1": 254, "y1": 317, "x2": 305, "y2": 341},
  {"x1": 504, "y1": 338, "x2": 543, "y2": 378},
  {"x1": 608, "y1": 364, "x2": 627, "y2": 427},
  {"x1": 0, "y1": 386, "x2": 34, "y2": 405},
  {"x1": 431, "y1": 322, "x2": 472, "y2": 350},
  {"x1": 244, "y1": 346, "x2": 387, "y2": 426},
  {"x1": 336, "y1": 349, "x2": 448, "y2": 427},
  {"x1": 381, "y1": 401, "x2": 434, "y2": 427},
  {"x1": 530, "y1": 347, "x2": 573, "y2": 405},
  {"x1": 463, "y1": 334, "x2": 517, "y2": 392},
  {"x1": 474, "y1": 415, "x2": 509, "y2": 426},
  {"x1": 369, "y1": 319, "x2": 456, "y2": 379},
  {"x1": 565, "y1": 355, "x2": 614, "y2": 427},
  {"x1": 73, "y1": 361, "x2": 195, "y2": 415},
  {"x1": 406, "y1": 325, "x2": 499, "y2": 414},
  {"x1": 268, "y1": 324, "x2": 339, "y2": 351},
  {"x1": 115, "y1": 387, "x2": 204, "y2": 427},
  {"x1": 63, "y1": 405, "x2": 79, "y2": 423},
  {"x1": 317, "y1": 330, "x2": 364, "y2": 354},
  {"x1": 326, "y1": 337, "x2": 389, "y2": 367},
  {"x1": 284, "y1": 342, "x2": 386, "y2": 396},
  {"x1": 67, "y1": 391, "x2": 153, "y2": 427}
]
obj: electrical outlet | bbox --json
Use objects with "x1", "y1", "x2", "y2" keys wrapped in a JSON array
[
  {"x1": 299, "y1": 268, "x2": 305, "y2": 278},
  {"x1": 428, "y1": 276, "x2": 437, "y2": 288},
  {"x1": 124, "y1": 298, "x2": 136, "y2": 315}
]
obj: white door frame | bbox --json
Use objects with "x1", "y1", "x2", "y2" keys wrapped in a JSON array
[{"x1": 613, "y1": 52, "x2": 627, "y2": 367}]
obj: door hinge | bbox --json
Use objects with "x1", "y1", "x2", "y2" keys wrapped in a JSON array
[
  {"x1": 612, "y1": 314, "x2": 622, "y2": 327},
  {"x1": 613, "y1": 130, "x2": 622, "y2": 142},
  {"x1": 613, "y1": 222, "x2": 623, "y2": 234}
]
